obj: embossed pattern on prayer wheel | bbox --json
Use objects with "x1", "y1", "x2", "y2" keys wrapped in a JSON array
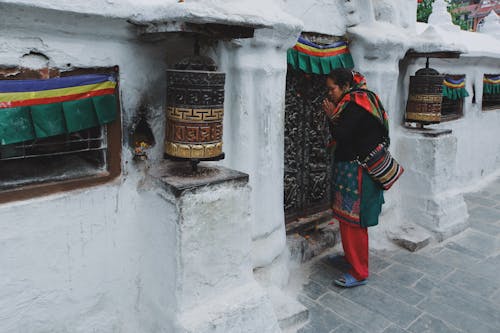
[
  {"x1": 165, "y1": 69, "x2": 225, "y2": 159},
  {"x1": 405, "y1": 68, "x2": 444, "y2": 124}
]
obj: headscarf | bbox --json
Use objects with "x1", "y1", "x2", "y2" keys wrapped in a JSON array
[{"x1": 326, "y1": 71, "x2": 389, "y2": 135}]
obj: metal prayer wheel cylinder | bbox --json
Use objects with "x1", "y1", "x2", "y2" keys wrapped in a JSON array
[
  {"x1": 165, "y1": 65, "x2": 225, "y2": 160},
  {"x1": 405, "y1": 67, "x2": 444, "y2": 124}
]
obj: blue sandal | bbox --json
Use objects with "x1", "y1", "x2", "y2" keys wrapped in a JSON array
[{"x1": 334, "y1": 273, "x2": 367, "y2": 288}]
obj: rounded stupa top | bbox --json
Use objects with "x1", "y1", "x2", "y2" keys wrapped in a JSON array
[
  {"x1": 427, "y1": 0, "x2": 460, "y2": 31},
  {"x1": 480, "y1": 9, "x2": 500, "y2": 36}
]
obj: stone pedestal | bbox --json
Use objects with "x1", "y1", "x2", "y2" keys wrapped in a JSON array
[
  {"x1": 150, "y1": 161, "x2": 280, "y2": 333},
  {"x1": 397, "y1": 128, "x2": 469, "y2": 241}
]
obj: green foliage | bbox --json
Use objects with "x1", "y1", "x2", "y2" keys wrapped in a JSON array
[
  {"x1": 446, "y1": 0, "x2": 471, "y2": 30},
  {"x1": 417, "y1": 0, "x2": 435, "y2": 23}
]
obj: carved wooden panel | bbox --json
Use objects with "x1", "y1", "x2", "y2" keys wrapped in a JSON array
[{"x1": 284, "y1": 68, "x2": 332, "y2": 223}]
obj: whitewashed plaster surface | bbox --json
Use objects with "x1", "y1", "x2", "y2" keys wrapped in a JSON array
[
  {"x1": 0, "y1": 0, "x2": 302, "y2": 31},
  {"x1": 0, "y1": 1, "x2": 301, "y2": 332},
  {"x1": 214, "y1": 26, "x2": 300, "y2": 271},
  {"x1": 0, "y1": 6, "x2": 181, "y2": 332}
]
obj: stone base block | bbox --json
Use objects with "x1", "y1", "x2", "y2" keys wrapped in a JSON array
[
  {"x1": 265, "y1": 286, "x2": 308, "y2": 330},
  {"x1": 176, "y1": 282, "x2": 280, "y2": 333},
  {"x1": 287, "y1": 221, "x2": 339, "y2": 262}
]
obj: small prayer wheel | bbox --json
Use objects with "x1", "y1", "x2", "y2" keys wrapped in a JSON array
[
  {"x1": 405, "y1": 67, "x2": 444, "y2": 124},
  {"x1": 165, "y1": 56, "x2": 225, "y2": 162}
]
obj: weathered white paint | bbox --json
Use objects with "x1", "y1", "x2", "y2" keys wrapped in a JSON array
[
  {"x1": 1, "y1": 176, "x2": 178, "y2": 332},
  {"x1": 153, "y1": 169, "x2": 280, "y2": 333},
  {"x1": 0, "y1": 5, "x2": 178, "y2": 331},
  {"x1": 214, "y1": 26, "x2": 300, "y2": 273}
]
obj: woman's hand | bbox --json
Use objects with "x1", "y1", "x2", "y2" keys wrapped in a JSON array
[{"x1": 322, "y1": 98, "x2": 336, "y2": 117}]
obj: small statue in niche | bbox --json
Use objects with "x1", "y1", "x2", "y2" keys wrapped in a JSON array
[{"x1": 131, "y1": 117, "x2": 155, "y2": 161}]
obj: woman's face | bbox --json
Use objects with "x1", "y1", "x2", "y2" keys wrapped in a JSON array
[{"x1": 326, "y1": 78, "x2": 347, "y2": 104}]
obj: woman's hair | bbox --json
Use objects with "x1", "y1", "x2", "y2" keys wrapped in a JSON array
[{"x1": 327, "y1": 68, "x2": 354, "y2": 88}]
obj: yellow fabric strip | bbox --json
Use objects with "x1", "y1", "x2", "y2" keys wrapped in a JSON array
[
  {"x1": 295, "y1": 42, "x2": 347, "y2": 54},
  {"x1": 443, "y1": 81, "x2": 465, "y2": 89},
  {"x1": 0, "y1": 81, "x2": 116, "y2": 103}
]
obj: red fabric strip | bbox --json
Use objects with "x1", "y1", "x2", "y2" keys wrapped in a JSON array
[
  {"x1": 293, "y1": 44, "x2": 348, "y2": 57},
  {"x1": 0, "y1": 88, "x2": 115, "y2": 109}
]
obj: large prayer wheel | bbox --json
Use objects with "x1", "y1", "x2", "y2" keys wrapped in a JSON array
[
  {"x1": 405, "y1": 67, "x2": 444, "y2": 124},
  {"x1": 165, "y1": 57, "x2": 225, "y2": 160}
]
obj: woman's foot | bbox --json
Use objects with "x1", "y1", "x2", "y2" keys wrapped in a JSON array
[{"x1": 334, "y1": 272, "x2": 367, "y2": 288}]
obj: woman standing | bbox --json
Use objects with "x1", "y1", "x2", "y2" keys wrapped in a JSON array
[{"x1": 322, "y1": 68, "x2": 388, "y2": 288}]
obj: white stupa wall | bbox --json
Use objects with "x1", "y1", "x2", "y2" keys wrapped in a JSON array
[
  {"x1": 405, "y1": 57, "x2": 500, "y2": 186},
  {"x1": 213, "y1": 26, "x2": 301, "y2": 289},
  {"x1": 480, "y1": 9, "x2": 500, "y2": 38},
  {"x1": 0, "y1": 1, "x2": 301, "y2": 332},
  {"x1": 0, "y1": 7, "x2": 180, "y2": 332}
]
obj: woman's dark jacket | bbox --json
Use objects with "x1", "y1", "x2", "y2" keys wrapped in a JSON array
[{"x1": 331, "y1": 102, "x2": 386, "y2": 162}]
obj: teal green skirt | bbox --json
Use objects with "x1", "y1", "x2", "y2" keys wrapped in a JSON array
[{"x1": 331, "y1": 161, "x2": 384, "y2": 228}]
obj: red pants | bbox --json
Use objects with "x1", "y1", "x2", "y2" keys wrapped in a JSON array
[{"x1": 340, "y1": 222, "x2": 369, "y2": 280}]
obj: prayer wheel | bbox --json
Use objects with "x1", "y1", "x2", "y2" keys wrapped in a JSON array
[
  {"x1": 405, "y1": 67, "x2": 444, "y2": 124},
  {"x1": 165, "y1": 56, "x2": 225, "y2": 161}
]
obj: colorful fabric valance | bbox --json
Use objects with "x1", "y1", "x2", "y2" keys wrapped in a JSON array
[
  {"x1": 287, "y1": 37, "x2": 354, "y2": 74},
  {"x1": 442, "y1": 76, "x2": 469, "y2": 100},
  {"x1": 483, "y1": 75, "x2": 500, "y2": 95},
  {"x1": 0, "y1": 74, "x2": 117, "y2": 146}
]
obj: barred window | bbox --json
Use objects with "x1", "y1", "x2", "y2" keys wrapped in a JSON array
[
  {"x1": 482, "y1": 74, "x2": 500, "y2": 111},
  {"x1": 0, "y1": 67, "x2": 121, "y2": 203}
]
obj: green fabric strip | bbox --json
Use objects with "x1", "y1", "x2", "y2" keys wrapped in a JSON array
[
  {"x1": 287, "y1": 48, "x2": 355, "y2": 74},
  {"x1": 63, "y1": 98, "x2": 99, "y2": 133},
  {"x1": 92, "y1": 94, "x2": 117, "y2": 124},
  {"x1": 0, "y1": 95, "x2": 117, "y2": 146},
  {"x1": 31, "y1": 103, "x2": 67, "y2": 138},
  {"x1": 442, "y1": 85, "x2": 469, "y2": 100},
  {"x1": 0, "y1": 106, "x2": 35, "y2": 145},
  {"x1": 484, "y1": 83, "x2": 500, "y2": 95}
]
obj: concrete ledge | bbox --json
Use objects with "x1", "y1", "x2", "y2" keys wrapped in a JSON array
[{"x1": 150, "y1": 160, "x2": 248, "y2": 197}]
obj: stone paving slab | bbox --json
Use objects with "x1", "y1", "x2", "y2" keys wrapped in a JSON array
[
  {"x1": 416, "y1": 298, "x2": 499, "y2": 333},
  {"x1": 367, "y1": 273, "x2": 425, "y2": 306},
  {"x1": 337, "y1": 285, "x2": 422, "y2": 328},
  {"x1": 297, "y1": 295, "x2": 347, "y2": 333},
  {"x1": 318, "y1": 291, "x2": 391, "y2": 333},
  {"x1": 376, "y1": 263, "x2": 424, "y2": 287},
  {"x1": 293, "y1": 178, "x2": 500, "y2": 333},
  {"x1": 407, "y1": 314, "x2": 462, "y2": 333},
  {"x1": 391, "y1": 252, "x2": 454, "y2": 280},
  {"x1": 463, "y1": 194, "x2": 498, "y2": 207},
  {"x1": 445, "y1": 269, "x2": 500, "y2": 299},
  {"x1": 292, "y1": 179, "x2": 500, "y2": 333},
  {"x1": 468, "y1": 206, "x2": 500, "y2": 224}
]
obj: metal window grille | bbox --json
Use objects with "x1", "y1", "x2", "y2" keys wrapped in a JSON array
[
  {"x1": 0, "y1": 125, "x2": 108, "y2": 191},
  {"x1": 0, "y1": 126, "x2": 107, "y2": 161},
  {"x1": 441, "y1": 97, "x2": 464, "y2": 121},
  {"x1": 482, "y1": 94, "x2": 500, "y2": 110}
]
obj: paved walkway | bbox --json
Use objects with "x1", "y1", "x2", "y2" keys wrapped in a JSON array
[{"x1": 295, "y1": 178, "x2": 500, "y2": 333}]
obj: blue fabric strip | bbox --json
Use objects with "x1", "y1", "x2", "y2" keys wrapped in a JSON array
[
  {"x1": 0, "y1": 74, "x2": 115, "y2": 93},
  {"x1": 444, "y1": 76, "x2": 465, "y2": 85},
  {"x1": 297, "y1": 37, "x2": 347, "y2": 50},
  {"x1": 485, "y1": 75, "x2": 500, "y2": 81}
]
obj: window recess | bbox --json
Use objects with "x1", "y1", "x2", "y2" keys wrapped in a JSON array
[{"x1": 0, "y1": 67, "x2": 121, "y2": 203}]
